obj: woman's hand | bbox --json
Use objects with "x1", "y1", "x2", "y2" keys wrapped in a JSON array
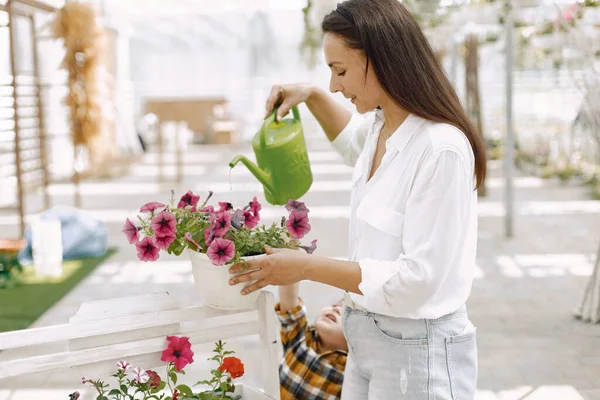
[
  {"x1": 265, "y1": 83, "x2": 315, "y2": 121},
  {"x1": 228, "y1": 246, "x2": 312, "y2": 295}
]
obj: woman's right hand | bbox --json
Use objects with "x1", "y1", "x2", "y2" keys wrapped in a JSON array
[{"x1": 264, "y1": 83, "x2": 315, "y2": 121}]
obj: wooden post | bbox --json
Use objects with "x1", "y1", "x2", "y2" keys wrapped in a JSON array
[
  {"x1": 176, "y1": 121, "x2": 184, "y2": 183},
  {"x1": 7, "y1": 0, "x2": 26, "y2": 238},
  {"x1": 157, "y1": 121, "x2": 164, "y2": 184},
  {"x1": 30, "y1": 14, "x2": 51, "y2": 211}
]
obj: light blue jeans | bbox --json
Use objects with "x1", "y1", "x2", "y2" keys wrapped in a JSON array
[{"x1": 341, "y1": 305, "x2": 478, "y2": 400}]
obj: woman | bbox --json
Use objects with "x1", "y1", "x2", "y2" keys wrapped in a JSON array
[{"x1": 228, "y1": 0, "x2": 485, "y2": 398}]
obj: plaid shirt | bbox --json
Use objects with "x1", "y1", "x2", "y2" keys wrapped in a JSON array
[{"x1": 276, "y1": 299, "x2": 347, "y2": 400}]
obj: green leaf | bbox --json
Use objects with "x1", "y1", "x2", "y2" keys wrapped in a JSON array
[
  {"x1": 121, "y1": 384, "x2": 128, "y2": 393},
  {"x1": 168, "y1": 370, "x2": 178, "y2": 385},
  {"x1": 176, "y1": 384, "x2": 194, "y2": 397},
  {"x1": 108, "y1": 389, "x2": 122, "y2": 396},
  {"x1": 96, "y1": 396, "x2": 108, "y2": 400}
]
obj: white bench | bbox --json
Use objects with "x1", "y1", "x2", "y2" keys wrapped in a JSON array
[{"x1": 0, "y1": 291, "x2": 281, "y2": 399}]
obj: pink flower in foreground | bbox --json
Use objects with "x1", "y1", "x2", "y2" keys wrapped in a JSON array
[
  {"x1": 243, "y1": 210, "x2": 259, "y2": 229},
  {"x1": 218, "y1": 202, "x2": 233, "y2": 212},
  {"x1": 161, "y1": 336, "x2": 194, "y2": 372},
  {"x1": 178, "y1": 190, "x2": 200, "y2": 211},
  {"x1": 300, "y1": 239, "x2": 318, "y2": 254},
  {"x1": 285, "y1": 199, "x2": 309, "y2": 213},
  {"x1": 201, "y1": 205, "x2": 215, "y2": 213},
  {"x1": 207, "y1": 238, "x2": 235, "y2": 266},
  {"x1": 249, "y1": 196, "x2": 262, "y2": 215},
  {"x1": 135, "y1": 237, "x2": 160, "y2": 262},
  {"x1": 122, "y1": 218, "x2": 139, "y2": 244},
  {"x1": 151, "y1": 210, "x2": 176, "y2": 237},
  {"x1": 139, "y1": 202, "x2": 165, "y2": 213},
  {"x1": 286, "y1": 211, "x2": 311, "y2": 239},
  {"x1": 155, "y1": 234, "x2": 176, "y2": 250},
  {"x1": 130, "y1": 367, "x2": 149, "y2": 384},
  {"x1": 184, "y1": 232, "x2": 201, "y2": 249},
  {"x1": 213, "y1": 211, "x2": 232, "y2": 237}
]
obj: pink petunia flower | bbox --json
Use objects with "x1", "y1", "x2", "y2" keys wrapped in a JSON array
[
  {"x1": 286, "y1": 211, "x2": 311, "y2": 239},
  {"x1": 116, "y1": 361, "x2": 131, "y2": 370},
  {"x1": 218, "y1": 202, "x2": 233, "y2": 212},
  {"x1": 249, "y1": 196, "x2": 262, "y2": 215},
  {"x1": 161, "y1": 336, "x2": 195, "y2": 372},
  {"x1": 299, "y1": 239, "x2": 318, "y2": 254},
  {"x1": 243, "y1": 210, "x2": 259, "y2": 229},
  {"x1": 207, "y1": 238, "x2": 235, "y2": 266},
  {"x1": 178, "y1": 190, "x2": 200, "y2": 211},
  {"x1": 135, "y1": 237, "x2": 160, "y2": 262},
  {"x1": 285, "y1": 199, "x2": 309, "y2": 213},
  {"x1": 155, "y1": 234, "x2": 176, "y2": 250},
  {"x1": 184, "y1": 232, "x2": 201, "y2": 249},
  {"x1": 201, "y1": 205, "x2": 215, "y2": 213},
  {"x1": 204, "y1": 227, "x2": 216, "y2": 246},
  {"x1": 151, "y1": 210, "x2": 176, "y2": 237},
  {"x1": 213, "y1": 212, "x2": 232, "y2": 237},
  {"x1": 130, "y1": 367, "x2": 149, "y2": 384},
  {"x1": 122, "y1": 218, "x2": 139, "y2": 244},
  {"x1": 139, "y1": 202, "x2": 165, "y2": 213}
]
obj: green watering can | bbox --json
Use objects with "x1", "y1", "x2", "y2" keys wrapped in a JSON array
[{"x1": 229, "y1": 106, "x2": 313, "y2": 205}]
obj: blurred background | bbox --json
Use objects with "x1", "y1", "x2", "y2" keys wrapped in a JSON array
[{"x1": 0, "y1": 0, "x2": 599, "y2": 399}]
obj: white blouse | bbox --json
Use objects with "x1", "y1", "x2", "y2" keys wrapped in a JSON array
[{"x1": 331, "y1": 110, "x2": 478, "y2": 319}]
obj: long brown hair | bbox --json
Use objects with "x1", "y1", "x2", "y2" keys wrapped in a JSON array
[{"x1": 322, "y1": 0, "x2": 486, "y2": 189}]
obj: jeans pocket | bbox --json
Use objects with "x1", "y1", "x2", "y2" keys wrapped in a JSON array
[{"x1": 445, "y1": 330, "x2": 478, "y2": 400}]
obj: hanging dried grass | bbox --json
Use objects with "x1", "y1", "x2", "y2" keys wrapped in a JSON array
[{"x1": 52, "y1": 2, "x2": 108, "y2": 148}]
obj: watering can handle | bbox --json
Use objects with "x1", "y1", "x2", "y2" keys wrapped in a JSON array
[{"x1": 260, "y1": 105, "x2": 301, "y2": 149}]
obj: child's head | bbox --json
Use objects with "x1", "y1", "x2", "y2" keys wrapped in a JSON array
[{"x1": 314, "y1": 301, "x2": 348, "y2": 352}]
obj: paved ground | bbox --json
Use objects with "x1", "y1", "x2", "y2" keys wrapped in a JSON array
[{"x1": 1, "y1": 118, "x2": 600, "y2": 399}]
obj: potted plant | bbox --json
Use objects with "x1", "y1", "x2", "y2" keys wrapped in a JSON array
[
  {"x1": 123, "y1": 191, "x2": 317, "y2": 310},
  {"x1": 72, "y1": 337, "x2": 274, "y2": 400}
]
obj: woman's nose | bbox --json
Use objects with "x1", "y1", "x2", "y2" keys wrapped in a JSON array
[{"x1": 329, "y1": 77, "x2": 342, "y2": 94}]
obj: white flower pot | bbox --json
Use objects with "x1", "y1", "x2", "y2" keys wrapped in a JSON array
[{"x1": 188, "y1": 249, "x2": 262, "y2": 310}]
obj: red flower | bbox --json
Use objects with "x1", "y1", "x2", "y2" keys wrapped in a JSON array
[
  {"x1": 201, "y1": 205, "x2": 215, "y2": 213},
  {"x1": 243, "y1": 210, "x2": 259, "y2": 229},
  {"x1": 286, "y1": 211, "x2": 311, "y2": 239},
  {"x1": 218, "y1": 357, "x2": 245, "y2": 379},
  {"x1": 218, "y1": 202, "x2": 233, "y2": 212},
  {"x1": 207, "y1": 238, "x2": 235, "y2": 266},
  {"x1": 155, "y1": 234, "x2": 176, "y2": 250},
  {"x1": 145, "y1": 370, "x2": 161, "y2": 389},
  {"x1": 178, "y1": 190, "x2": 200, "y2": 211},
  {"x1": 139, "y1": 202, "x2": 165, "y2": 213},
  {"x1": 285, "y1": 199, "x2": 309, "y2": 213},
  {"x1": 160, "y1": 336, "x2": 194, "y2": 372},
  {"x1": 122, "y1": 218, "x2": 139, "y2": 244},
  {"x1": 151, "y1": 210, "x2": 177, "y2": 237},
  {"x1": 249, "y1": 197, "x2": 262, "y2": 215},
  {"x1": 135, "y1": 237, "x2": 160, "y2": 262},
  {"x1": 172, "y1": 389, "x2": 179, "y2": 400},
  {"x1": 213, "y1": 212, "x2": 232, "y2": 237}
]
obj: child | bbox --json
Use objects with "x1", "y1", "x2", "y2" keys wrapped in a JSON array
[{"x1": 275, "y1": 282, "x2": 348, "y2": 400}]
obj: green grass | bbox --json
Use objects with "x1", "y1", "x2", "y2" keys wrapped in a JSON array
[{"x1": 0, "y1": 248, "x2": 117, "y2": 332}]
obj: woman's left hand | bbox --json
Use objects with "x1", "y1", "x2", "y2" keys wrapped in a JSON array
[{"x1": 228, "y1": 246, "x2": 311, "y2": 295}]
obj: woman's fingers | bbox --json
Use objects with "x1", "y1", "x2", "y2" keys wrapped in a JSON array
[
  {"x1": 265, "y1": 86, "x2": 284, "y2": 119},
  {"x1": 240, "y1": 279, "x2": 268, "y2": 295},
  {"x1": 229, "y1": 268, "x2": 262, "y2": 285}
]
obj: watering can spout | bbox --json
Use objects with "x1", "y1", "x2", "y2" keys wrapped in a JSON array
[{"x1": 229, "y1": 155, "x2": 274, "y2": 195}]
